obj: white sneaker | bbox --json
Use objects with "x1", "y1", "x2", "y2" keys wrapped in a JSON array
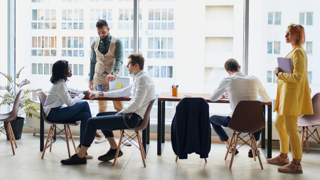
[
  {"x1": 76, "y1": 147, "x2": 93, "y2": 159},
  {"x1": 95, "y1": 134, "x2": 104, "y2": 141}
]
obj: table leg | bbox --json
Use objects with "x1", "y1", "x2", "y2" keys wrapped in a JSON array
[
  {"x1": 261, "y1": 105, "x2": 266, "y2": 149},
  {"x1": 161, "y1": 101, "x2": 165, "y2": 143},
  {"x1": 267, "y1": 104, "x2": 272, "y2": 158},
  {"x1": 40, "y1": 110, "x2": 44, "y2": 152},
  {"x1": 157, "y1": 100, "x2": 163, "y2": 155}
]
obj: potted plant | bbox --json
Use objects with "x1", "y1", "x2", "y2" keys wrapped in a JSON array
[{"x1": 0, "y1": 67, "x2": 41, "y2": 140}]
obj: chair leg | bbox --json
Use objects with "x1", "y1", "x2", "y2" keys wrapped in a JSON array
[
  {"x1": 229, "y1": 133, "x2": 239, "y2": 169},
  {"x1": 252, "y1": 135, "x2": 263, "y2": 170},
  {"x1": 137, "y1": 131, "x2": 146, "y2": 167},
  {"x1": 64, "y1": 125, "x2": 71, "y2": 158},
  {"x1": 8, "y1": 123, "x2": 17, "y2": 148},
  {"x1": 41, "y1": 126, "x2": 53, "y2": 159},
  {"x1": 7, "y1": 123, "x2": 15, "y2": 155},
  {"x1": 113, "y1": 130, "x2": 124, "y2": 166},
  {"x1": 50, "y1": 125, "x2": 55, "y2": 152},
  {"x1": 315, "y1": 128, "x2": 320, "y2": 143},
  {"x1": 301, "y1": 127, "x2": 305, "y2": 152},
  {"x1": 67, "y1": 125, "x2": 77, "y2": 153},
  {"x1": 249, "y1": 134, "x2": 256, "y2": 161},
  {"x1": 225, "y1": 131, "x2": 236, "y2": 160},
  {"x1": 175, "y1": 155, "x2": 178, "y2": 162},
  {"x1": 204, "y1": 158, "x2": 207, "y2": 163},
  {"x1": 138, "y1": 132, "x2": 146, "y2": 159}
]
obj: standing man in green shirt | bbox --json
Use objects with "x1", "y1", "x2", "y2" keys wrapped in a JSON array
[{"x1": 89, "y1": 20, "x2": 124, "y2": 113}]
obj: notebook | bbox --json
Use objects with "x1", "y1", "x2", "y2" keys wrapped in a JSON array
[
  {"x1": 277, "y1": 57, "x2": 292, "y2": 73},
  {"x1": 109, "y1": 77, "x2": 131, "y2": 91}
]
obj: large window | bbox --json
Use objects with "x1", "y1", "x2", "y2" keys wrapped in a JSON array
[
  {"x1": 299, "y1": 12, "x2": 313, "y2": 25},
  {"x1": 31, "y1": 36, "x2": 57, "y2": 56},
  {"x1": 306, "y1": 41, "x2": 312, "y2": 55},
  {"x1": 32, "y1": 9, "x2": 56, "y2": 29},
  {"x1": 267, "y1": 41, "x2": 280, "y2": 54},
  {"x1": 148, "y1": 66, "x2": 173, "y2": 78},
  {"x1": 148, "y1": 9, "x2": 174, "y2": 30},
  {"x1": 118, "y1": 9, "x2": 142, "y2": 30},
  {"x1": 62, "y1": 9, "x2": 84, "y2": 29},
  {"x1": 267, "y1": 12, "x2": 281, "y2": 25},
  {"x1": 147, "y1": 37, "x2": 174, "y2": 59},
  {"x1": 62, "y1": 36, "x2": 84, "y2": 57},
  {"x1": 90, "y1": 9, "x2": 113, "y2": 29}
]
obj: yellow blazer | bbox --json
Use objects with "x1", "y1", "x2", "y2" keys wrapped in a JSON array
[{"x1": 274, "y1": 44, "x2": 313, "y2": 116}]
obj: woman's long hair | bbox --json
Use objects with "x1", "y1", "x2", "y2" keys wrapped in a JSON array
[{"x1": 50, "y1": 60, "x2": 69, "y2": 84}]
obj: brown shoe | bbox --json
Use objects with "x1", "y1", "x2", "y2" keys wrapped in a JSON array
[
  {"x1": 267, "y1": 155, "x2": 289, "y2": 165},
  {"x1": 278, "y1": 162, "x2": 303, "y2": 173}
]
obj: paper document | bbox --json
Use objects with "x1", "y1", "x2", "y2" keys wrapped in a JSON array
[
  {"x1": 277, "y1": 57, "x2": 292, "y2": 73},
  {"x1": 116, "y1": 83, "x2": 122, "y2": 89}
]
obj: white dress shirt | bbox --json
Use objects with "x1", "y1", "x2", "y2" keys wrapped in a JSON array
[
  {"x1": 210, "y1": 72, "x2": 271, "y2": 117},
  {"x1": 103, "y1": 70, "x2": 156, "y2": 118},
  {"x1": 44, "y1": 80, "x2": 85, "y2": 117}
]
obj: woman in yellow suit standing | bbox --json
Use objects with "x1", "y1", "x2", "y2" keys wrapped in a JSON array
[{"x1": 267, "y1": 24, "x2": 313, "y2": 173}]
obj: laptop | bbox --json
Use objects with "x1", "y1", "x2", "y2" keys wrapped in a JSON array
[{"x1": 109, "y1": 77, "x2": 131, "y2": 91}]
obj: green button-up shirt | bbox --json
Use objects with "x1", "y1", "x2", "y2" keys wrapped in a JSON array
[{"x1": 89, "y1": 34, "x2": 123, "y2": 81}]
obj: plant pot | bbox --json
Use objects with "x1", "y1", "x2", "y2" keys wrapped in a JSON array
[{"x1": 4, "y1": 117, "x2": 24, "y2": 140}]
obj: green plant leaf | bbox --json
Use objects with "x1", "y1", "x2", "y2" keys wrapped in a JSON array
[
  {"x1": 16, "y1": 66, "x2": 25, "y2": 79},
  {"x1": 0, "y1": 72, "x2": 10, "y2": 81}
]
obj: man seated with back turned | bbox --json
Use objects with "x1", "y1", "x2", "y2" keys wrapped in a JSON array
[
  {"x1": 209, "y1": 58, "x2": 271, "y2": 157},
  {"x1": 61, "y1": 53, "x2": 155, "y2": 165}
]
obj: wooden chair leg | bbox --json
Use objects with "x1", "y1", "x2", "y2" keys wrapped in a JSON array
[
  {"x1": 315, "y1": 128, "x2": 320, "y2": 143},
  {"x1": 225, "y1": 131, "x2": 236, "y2": 160},
  {"x1": 50, "y1": 125, "x2": 55, "y2": 152},
  {"x1": 204, "y1": 158, "x2": 207, "y2": 163},
  {"x1": 41, "y1": 126, "x2": 53, "y2": 159},
  {"x1": 301, "y1": 127, "x2": 305, "y2": 152},
  {"x1": 8, "y1": 122, "x2": 17, "y2": 148},
  {"x1": 229, "y1": 133, "x2": 239, "y2": 169},
  {"x1": 137, "y1": 131, "x2": 146, "y2": 167},
  {"x1": 175, "y1": 155, "x2": 178, "y2": 162},
  {"x1": 67, "y1": 125, "x2": 77, "y2": 153},
  {"x1": 138, "y1": 132, "x2": 147, "y2": 159},
  {"x1": 64, "y1": 125, "x2": 71, "y2": 158},
  {"x1": 253, "y1": 135, "x2": 263, "y2": 170},
  {"x1": 113, "y1": 130, "x2": 124, "y2": 166},
  {"x1": 249, "y1": 134, "x2": 256, "y2": 161},
  {"x1": 306, "y1": 127, "x2": 309, "y2": 153},
  {"x1": 7, "y1": 123, "x2": 15, "y2": 155}
]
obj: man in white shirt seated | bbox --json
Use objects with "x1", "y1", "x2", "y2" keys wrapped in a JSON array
[
  {"x1": 61, "y1": 53, "x2": 156, "y2": 165},
  {"x1": 210, "y1": 58, "x2": 271, "y2": 157}
]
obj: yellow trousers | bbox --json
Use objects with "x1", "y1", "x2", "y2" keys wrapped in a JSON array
[{"x1": 275, "y1": 113, "x2": 302, "y2": 159}]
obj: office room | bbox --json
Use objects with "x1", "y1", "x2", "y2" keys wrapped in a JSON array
[{"x1": 0, "y1": 0, "x2": 319, "y2": 179}]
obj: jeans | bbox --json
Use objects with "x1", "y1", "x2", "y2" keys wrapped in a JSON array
[
  {"x1": 46, "y1": 101, "x2": 92, "y2": 143},
  {"x1": 209, "y1": 115, "x2": 262, "y2": 142},
  {"x1": 81, "y1": 112, "x2": 142, "y2": 148}
]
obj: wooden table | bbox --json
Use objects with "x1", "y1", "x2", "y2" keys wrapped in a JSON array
[
  {"x1": 40, "y1": 96, "x2": 151, "y2": 155},
  {"x1": 157, "y1": 92, "x2": 273, "y2": 158}
]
